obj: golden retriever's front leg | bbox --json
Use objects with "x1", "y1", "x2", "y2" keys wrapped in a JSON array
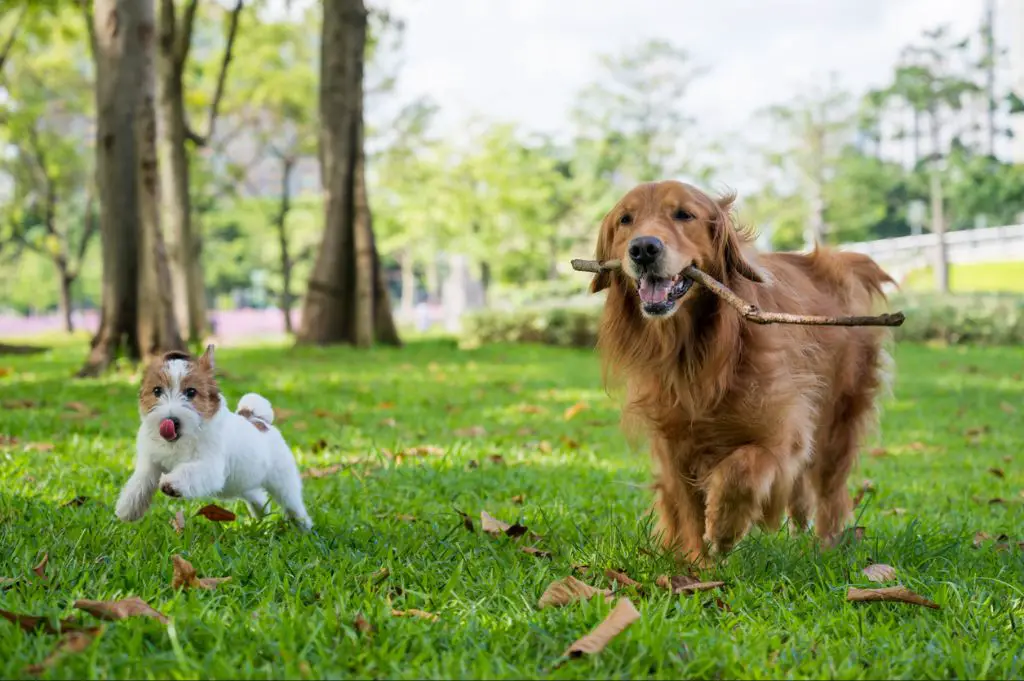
[
  {"x1": 651, "y1": 439, "x2": 707, "y2": 565},
  {"x1": 703, "y1": 444, "x2": 778, "y2": 555}
]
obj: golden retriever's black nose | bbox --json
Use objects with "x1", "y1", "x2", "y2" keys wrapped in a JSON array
[{"x1": 628, "y1": 236, "x2": 663, "y2": 267}]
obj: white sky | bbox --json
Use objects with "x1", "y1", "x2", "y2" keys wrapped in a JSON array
[{"x1": 372, "y1": 0, "x2": 1014, "y2": 186}]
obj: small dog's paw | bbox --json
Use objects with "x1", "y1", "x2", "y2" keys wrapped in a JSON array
[
  {"x1": 115, "y1": 504, "x2": 142, "y2": 523},
  {"x1": 160, "y1": 481, "x2": 182, "y2": 498},
  {"x1": 293, "y1": 515, "x2": 314, "y2": 532}
]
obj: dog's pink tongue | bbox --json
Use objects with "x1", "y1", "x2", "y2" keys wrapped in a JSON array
[
  {"x1": 639, "y1": 276, "x2": 670, "y2": 304},
  {"x1": 159, "y1": 418, "x2": 177, "y2": 441}
]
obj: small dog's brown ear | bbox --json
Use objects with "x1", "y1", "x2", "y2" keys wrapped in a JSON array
[{"x1": 198, "y1": 344, "x2": 215, "y2": 371}]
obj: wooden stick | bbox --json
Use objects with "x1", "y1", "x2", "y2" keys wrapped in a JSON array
[{"x1": 570, "y1": 259, "x2": 905, "y2": 328}]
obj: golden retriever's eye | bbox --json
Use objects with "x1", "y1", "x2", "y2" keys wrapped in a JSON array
[
  {"x1": 619, "y1": 214, "x2": 633, "y2": 226},
  {"x1": 673, "y1": 209, "x2": 695, "y2": 222}
]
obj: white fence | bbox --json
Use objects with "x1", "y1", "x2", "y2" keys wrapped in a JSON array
[{"x1": 840, "y1": 223, "x2": 1024, "y2": 283}]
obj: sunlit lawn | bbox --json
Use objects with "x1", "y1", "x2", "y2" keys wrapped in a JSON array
[{"x1": 1, "y1": 336, "x2": 1023, "y2": 679}]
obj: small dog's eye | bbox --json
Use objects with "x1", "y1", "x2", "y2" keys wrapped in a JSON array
[
  {"x1": 673, "y1": 209, "x2": 695, "y2": 221},
  {"x1": 152, "y1": 387, "x2": 163, "y2": 397},
  {"x1": 619, "y1": 214, "x2": 633, "y2": 226},
  {"x1": 184, "y1": 387, "x2": 198, "y2": 400}
]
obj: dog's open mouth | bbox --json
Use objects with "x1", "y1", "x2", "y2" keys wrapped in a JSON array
[{"x1": 637, "y1": 272, "x2": 694, "y2": 316}]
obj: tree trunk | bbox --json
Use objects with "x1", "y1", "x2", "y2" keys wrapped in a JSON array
[
  {"x1": 930, "y1": 165, "x2": 949, "y2": 294},
  {"x1": 297, "y1": 0, "x2": 399, "y2": 347},
  {"x1": 400, "y1": 250, "x2": 416, "y2": 319},
  {"x1": 157, "y1": 0, "x2": 206, "y2": 342},
  {"x1": 80, "y1": 0, "x2": 185, "y2": 377},
  {"x1": 276, "y1": 157, "x2": 295, "y2": 335},
  {"x1": 57, "y1": 266, "x2": 74, "y2": 333}
]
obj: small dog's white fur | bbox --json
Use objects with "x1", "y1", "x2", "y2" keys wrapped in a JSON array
[{"x1": 115, "y1": 347, "x2": 313, "y2": 530}]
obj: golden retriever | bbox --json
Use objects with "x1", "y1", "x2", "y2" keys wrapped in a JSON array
[{"x1": 589, "y1": 180, "x2": 894, "y2": 562}]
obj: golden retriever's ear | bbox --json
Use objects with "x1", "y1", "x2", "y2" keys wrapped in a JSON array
[
  {"x1": 714, "y1": 194, "x2": 764, "y2": 284},
  {"x1": 589, "y1": 212, "x2": 614, "y2": 293}
]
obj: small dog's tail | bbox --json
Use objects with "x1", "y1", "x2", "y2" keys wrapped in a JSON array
[{"x1": 236, "y1": 393, "x2": 275, "y2": 425}]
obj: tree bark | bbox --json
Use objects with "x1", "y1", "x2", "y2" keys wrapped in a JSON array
[
  {"x1": 57, "y1": 267, "x2": 74, "y2": 333},
  {"x1": 276, "y1": 157, "x2": 295, "y2": 334},
  {"x1": 297, "y1": 0, "x2": 399, "y2": 347},
  {"x1": 930, "y1": 165, "x2": 949, "y2": 294},
  {"x1": 80, "y1": 0, "x2": 185, "y2": 377}
]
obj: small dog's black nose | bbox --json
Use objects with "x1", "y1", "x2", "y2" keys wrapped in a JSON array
[
  {"x1": 169, "y1": 416, "x2": 181, "y2": 430},
  {"x1": 628, "y1": 236, "x2": 664, "y2": 267}
]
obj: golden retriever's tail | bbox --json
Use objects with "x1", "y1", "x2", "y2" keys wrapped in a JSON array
[{"x1": 809, "y1": 247, "x2": 896, "y2": 302}]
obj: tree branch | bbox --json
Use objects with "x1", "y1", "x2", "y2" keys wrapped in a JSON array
[
  {"x1": 0, "y1": 3, "x2": 27, "y2": 73},
  {"x1": 77, "y1": 0, "x2": 97, "y2": 62},
  {"x1": 174, "y1": 0, "x2": 200, "y2": 67},
  {"x1": 195, "y1": 0, "x2": 244, "y2": 147},
  {"x1": 569, "y1": 259, "x2": 906, "y2": 327}
]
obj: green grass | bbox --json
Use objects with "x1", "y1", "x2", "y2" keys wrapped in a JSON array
[
  {"x1": 1, "y1": 337, "x2": 1023, "y2": 680},
  {"x1": 903, "y1": 260, "x2": 1024, "y2": 293}
]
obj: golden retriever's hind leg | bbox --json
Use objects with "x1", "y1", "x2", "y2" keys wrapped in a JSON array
[
  {"x1": 813, "y1": 395, "x2": 872, "y2": 545},
  {"x1": 703, "y1": 445, "x2": 777, "y2": 555}
]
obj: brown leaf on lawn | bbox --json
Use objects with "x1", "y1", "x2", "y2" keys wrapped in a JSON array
[
  {"x1": 1000, "y1": 401, "x2": 1016, "y2": 414},
  {"x1": 63, "y1": 401, "x2": 96, "y2": 417},
  {"x1": 517, "y1": 404, "x2": 547, "y2": 414},
  {"x1": 989, "y1": 467, "x2": 1005, "y2": 479},
  {"x1": 563, "y1": 401, "x2": 589, "y2": 421},
  {"x1": 480, "y1": 510, "x2": 529, "y2": 539},
  {"x1": 273, "y1": 408, "x2": 296, "y2": 422},
  {"x1": 560, "y1": 436, "x2": 580, "y2": 450},
  {"x1": 170, "y1": 511, "x2": 186, "y2": 534},
  {"x1": 394, "y1": 514, "x2": 417, "y2": 523},
  {"x1": 171, "y1": 555, "x2": 231, "y2": 590},
  {"x1": 655, "y1": 574, "x2": 725, "y2": 594},
  {"x1": 24, "y1": 628, "x2": 102, "y2": 676},
  {"x1": 391, "y1": 608, "x2": 438, "y2": 622},
  {"x1": 488, "y1": 454, "x2": 506, "y2": 465},
  {"x1": 354, "y1": 612, "x2": 374, "y2": 634},
  {"x1": 0, "y1": 577, "x2": 19, "y2": 589},
  {"x1": 538, "y1": 440, "x2": 553, "y2": 454},
  {"x1": 62, "y1": 496, "x2": 89, "y2": 508},
  {"x1": 868, "y1": 447, "x2": 889, "y2": 458},
  {"x1": 2, "y1": 399, "x2": 38, "y2": 410},
  {"x1": 605, "y1": 569, "x2": 644, "y2": 592},
  {"x1": 851, "y1": 480, "x2": 875, "y2": 508},
  {"x1": 0, "y1": 434, "x2": 19, "y2": 447},
  {"x1": 563, "y1": 597, "x2": 640, "y2": 658},
  {"x1": 402, "y1": 445, "x2": 445, "y2": 457},
  {"x1": 379, "y1": 417, "x2": 398, "y2": 428},
  {"x1": 74, "y1": 597, "x2": 169, "y2": 624},
  {"x1": 32, "y1": 553, "x2": 48, "y2": 579},
  {"x1": 0, "y1": 609, "x2": 91, "y2": 635},
  {"x1": 538, "y1": 576, "x2": 612, "y2": 609},
  {"x1": 456, "y1": 509, "x2": 475, "y2": 532},
  {"x1": 453, "y1": 425, "x2": 487, "y2": 438},
  {"x1": 511, "y1": 494, "x2": 525, "y2": 505},
  {"x1": 302, "y1": 464, "x2": 346, "y2": 479},
  {"x1": 1003, "y1": 455, "x2": 1013, "y2": 463},
  {"x1": 195, "y1": 504, "x2": 236, "y2": 522},
  {"x1": 377, "y1": 401, "x2": 395, "y2": 410},
  {"x1": 713, "y1": 597, "x2": 732, "y2": 612},
  {"x1": 25, "y1": 442, "x2": 55, "y2": 452},
  {"x1": 520, "y1": 546, "x2": 552, "y2": 558},
  {"x1": 292, "y1": 421, "x2": 309, "y2": 431},
  {"x1": 846, "y1": 586, "x2": 939, "y2": 609},
  {"x1": 862, "y1": 563, "x2": 897, "y2": 583},
  {"x1": 964, "y1": 425, "x2": 990, "y2": 437}
]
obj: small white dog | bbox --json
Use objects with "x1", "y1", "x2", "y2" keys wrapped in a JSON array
[{"x1": 115, "y1": 345, "x2": 313, "y2": 531}]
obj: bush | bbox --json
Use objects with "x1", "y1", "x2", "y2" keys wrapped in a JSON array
[{"x1": 461, "y1": 293, "x2": 1024, "y2": 348}]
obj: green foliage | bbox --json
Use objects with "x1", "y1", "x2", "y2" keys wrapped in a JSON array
[
  {"x1": 1, "y1": 339, "x2": 1023, "y2": 678},
  {"x1": 902, "y1": 261, "x2": 1024, "y2": 294}
]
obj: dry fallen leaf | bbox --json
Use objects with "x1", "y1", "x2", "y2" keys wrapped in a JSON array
[
  {"x1": 846, "y1": 586, "x2": 939, "y2": 609},
  {"x1": 538, "y1": 440, "x2": 553, "y2": 454},
  {"x1": 171, "y1": 555, "x2": 231, "y2": 590},
  {"x1": 488, "y1": 454, "x2": 506, "y2": 465},
  {"x1": 195, "y1": 504, "x2": 236, "y2": 522},
  {"x1": 480, "y1": 511, "x2": 528, "y2": 538},
  {"x1": 538, "y1": 576, "x2": 612, "y2": 609},
  {"x1": 453, "y1": 425, "x2": 487, "y2": 438},
  {"x1": 0, "y1": 577, "x2": 19, "y2": 589},
  {"x1": 605, "y1": 569, "x2": 644, "y2": 591},
  {"x1": 170, "y1": 511, "x2": 186, "y2": 534},
  {"x1": 273, "y1": 408, "x2": 296, "y2": 422},
  {"x1": 563, "y1": 598, "x2": 640, "y2": 658},
  {"x1": 391, "y1": 608, "x2": 438, "y2": 622},
  {"x1": 655, "y1": 575, "x2": 725, "y2": 594},
  {"x1": 989, "y1": 467, "x2": 1005, "y2": 479},
  {"x1": 25, "y1": 442, "x2": 55, "y2": 452},
  {"x1": 563, "y1": 401, "x2": 589, "y2": 421},
  {"x1": 456, "y1": 509, "x2": 475, "y2": 532},
  {"x1": 0, "y1": 609, "x2": 90, "y2": 635},
  {"x1": 302, "y1": 464, "x2": 346, "y2": 479},
  {"x1": 61, "y1": 496, "x2": 89, "y2": 508},
  {"x1": 862, "y1": 563, "x2": 898, "y2": 583},
  {"x1": 517, "y1": 404, "x2": 547, "y2": 415},
  {"x1": 511, "y1": 494, "x2": 525, "y2": 505},
  {"x1": 32, "y1": 553, "x2": 48, "y2": 579},
  {"x1": 868, "y1": 447, "x2": 889, "y2": 458},
  {"x1": 25, "y1": 628, "x2": 102, "y2": 675},
  {"x1": 999, "y1": 401, "x2": 1016, "y2": 414},
  {"x1": 520, "y1": 546, "x2": 552, "y2": 559},
  {"x1": 63, "y1": 401, "x2": 96, "y2": 417},
  {"x1": 74, "y1": 597, "x2": 169, "y2": 624},
  {"x1": 377, "y1": 401, "x2": 395, "y2": 410},
  {"x1": 354, "y1": 612, "x2": 374, "y2": 634},
  {"x1": 851, "y1": 479, "x2": 875, "y2": 508}
]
